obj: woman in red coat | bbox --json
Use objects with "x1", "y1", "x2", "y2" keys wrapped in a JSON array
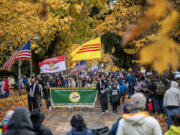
[{"x1": 4, "y1": 77, "x2": 9, "y2": 98}]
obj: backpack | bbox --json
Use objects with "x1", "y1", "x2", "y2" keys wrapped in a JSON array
[
  {"x1": 156, "y1": 81, "x2": 166, "y2": 95},
  {"x1": 111, "y1": 89, "x2": 119, "y2": 103},
  {"x1": 90, "y1": 126, "x2": 109, "y2": 135}
]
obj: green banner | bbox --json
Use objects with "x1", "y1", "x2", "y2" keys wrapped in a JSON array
[{"x1": 50, "y1": 88, "x2": 97, "y2": 107}]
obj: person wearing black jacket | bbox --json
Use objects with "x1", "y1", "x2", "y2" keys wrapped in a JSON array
[
  {"x1": 148, "y1": 76, "x2": 158, "y2": 113},
  {"x1": 30, "y1": 109, "x2": 53, "y2": 135},
  {"x1": 3, "y1": 107, "x2": 36, "y2": 135},
  {"x1": 96, "y1": 74, "x2": 108, "y2": 113},
  {"x1": 109, "y1": 82, "x2": 120, "y2": 113},
  {"x1": 26, "y1": 78, "x2": 40, "y2": 112},
  {"x1": 43, "y1": 81, "x2": 51, "y2": 110}
]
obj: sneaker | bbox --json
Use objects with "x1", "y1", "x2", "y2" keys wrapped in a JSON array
[
  {"x1": 105, "y1": 110, "x2": 109, "y2": 113},
  {"x1": 102, "y1": 112, "x2": 105, "y2": 114}
]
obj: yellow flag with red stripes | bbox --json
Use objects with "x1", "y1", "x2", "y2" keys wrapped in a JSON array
[{"x1": 71, "y1": 37, "x2": 101, "y2": 61}]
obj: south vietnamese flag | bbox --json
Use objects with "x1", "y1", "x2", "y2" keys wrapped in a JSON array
[{"x1": 38, "y1": 55, "x2": 66, "y2": 73}]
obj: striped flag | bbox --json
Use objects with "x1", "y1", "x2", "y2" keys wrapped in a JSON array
[
  {"x1": 0, "y1": 47, "x2": 21, "y2": 71},
  {"x1": 79, "y1": 60, "x2": 87, "y2": 70},
  {"x1": 71, "y1": 63, "x2": 79, "y2": 73},
  {"x1": 90, "y1": 64, "x2": 100, "y2": 75},
  {"x1": 16, "y1": 41, "x2": 31, "y2": 60},
  {"x1": 71, "y1": 60, "x2": 87, "y2": 73},
  {"x1": 0, "y1": 40, "x2": 31, "y2": 71},
  {"x1": 71, "y1": 37, "x2": 101, "y2": 61}
]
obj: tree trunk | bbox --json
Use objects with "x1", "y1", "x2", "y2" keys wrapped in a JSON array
[
  {"x1": 32, "y1": 52, "x2": 40, "y2": 75},
  {"x1": 132, "y1": 62, "x2": 140, "y2": 72},
  {"x1": 132, "y1": 53, "x2": 140, "y2": 72}
]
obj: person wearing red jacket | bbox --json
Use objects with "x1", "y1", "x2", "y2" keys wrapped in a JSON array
[{"x1": 4, "y1": 77, "x2": 9, "y2": 98}]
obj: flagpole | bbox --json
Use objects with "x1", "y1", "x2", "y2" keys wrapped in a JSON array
[
  {"x1": 18, "y1": 60, "x2": 22, "y2": 79},
  {"x1": 64, "y1": 53, "x2": 68, "y2": 75},
  {"x1": 100, "y1": 36, "x2": 103, "y2": 72},
  {"x1": 30, "y1": 42, "x2": 33, "y2": 78}
]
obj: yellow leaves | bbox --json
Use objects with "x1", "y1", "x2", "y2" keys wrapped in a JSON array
[
  {"x1": 146, "y1": 0, "x2": 170, "y2": 19},
  {"x1": 94, "y1": 1, "x2": 143, "y2": 35},
  {"x1": 140, "y1": 38, "x2": 180, "y2": 74},
  {"x1": 35, "y1": 48, "x2": 41, "y2": 54},
  {"x1": 135, "y1": 43, "x2": 144, "y2": 48},
  {"x1": 140, "y1": 10, "x2": 180, "y2": 74},
  {"x1": 61, "y1": 24, "x2": 70, "y2": 31},
  {"x1": 118, "y1": 0, "x2": 180, "y2": 74},
  {"x1": 31, "y1": 43, "x2": 38, "y2": 49},
  {"x1": 160, "y1": 10, "x2": 178, "y2": 35},
  {"x1": 121, "y1": 0, "x2": 171, "y2": 46},
  {"x1": 74, "y1": 3, "x2": 84, "y2": 14},
  {"x1": 124, "y1": 49, "x2": 137, "y2": 54}
]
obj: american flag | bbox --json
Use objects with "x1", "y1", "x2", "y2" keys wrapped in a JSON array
[
  {"x1": 71, "y1": 60, "x2": 87, "y2": 73},
  {"x1": 0, "y1": 41, "x2": 31, "y2": 71},
  {"x1": 16, "y1": 41, "x2": 31, "y2": 60},
  {"x1": 0, "y1": 48, "x2": 20, "y2": 71}
]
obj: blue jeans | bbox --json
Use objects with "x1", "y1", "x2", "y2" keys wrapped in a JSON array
[
  {"x1": 153, "y1": 98, "x2": 163, "y2": 113},
  {"x1": 167, "y1": 107, "x2": 180, "y2": 129},
  {"x1": 128, "y1": 85, "x2": 133, "y2": 96},
  {"x1": 5, "y1": 91, "x2": 9, "y2": 98}
]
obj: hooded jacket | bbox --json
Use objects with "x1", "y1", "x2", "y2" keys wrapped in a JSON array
[
  {"x1": 3, "y1": 107, "x2": 36, "y2": 135},
  {"x1": 163, "y1": 81, "x2": 180, "y2": 107},
  {"x1": 66, "y1": 128, "x2": 93, "y2": 135},
  {"x1": 116, "y1": 112, "x2": 162, "y2": 135},
  {"x1": 164, "y1": 126, "x2": 180, "y2": 135},
  {"x1": 30, "y1": 109, "x2": 53, "y2": 135}
]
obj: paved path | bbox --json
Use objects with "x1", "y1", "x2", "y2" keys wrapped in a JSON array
[
  {"x1": 42, "y1": 101, "x2": 168, "y2": 135},
  {"x1": 43, "y1": 105, "x2": 123, "y2": 135}
]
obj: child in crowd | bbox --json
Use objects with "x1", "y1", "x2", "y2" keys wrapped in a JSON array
[
  {"x1": 119, "y1": 80, "x2": 127, "y2": 103},
  {"x1": 110, "y1": 82, "x2": 120, "y2": 113}
]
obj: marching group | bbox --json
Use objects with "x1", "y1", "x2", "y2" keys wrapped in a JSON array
[{"x1": 0, "y1": 71, "x2": 180, "y2": 135}]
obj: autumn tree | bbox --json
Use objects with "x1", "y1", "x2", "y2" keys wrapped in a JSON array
[
  {"x1": 0, "y1": 0, "x2": 109, "y2": 74},
  {"x1": 96, "y1": 0, "x2": 145, "y2": 71},
  {"x1": 102, "y1": 32, "x2": 133, "y2": 70},
  {"x1": 97, "y1": 0, "x2": 180, "y2": 73},
  {"x1": 120, "y1": 0, "x2": 180, "y2": 73}
]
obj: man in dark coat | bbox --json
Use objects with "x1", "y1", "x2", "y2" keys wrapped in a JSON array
[
  {"x1": 96, "y1": 73, "x2": 108, "y2": 113},
  {"x1": 27, "y1": 78, "x2": 40, "y2": 111},
  {"x1": 30, "y1": 109, "x2": 53, "y2": 135},
  {"x1": 3, "y1": 107, "x2": 36, "y2": 135}
]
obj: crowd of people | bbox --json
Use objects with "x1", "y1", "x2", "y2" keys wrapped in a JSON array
[
  {"x1": 0, "y1": 93, "x2": 180, "y2": 135},
  {"x1": 0, "y1": 70, "x2": 180, "y2": 135}
]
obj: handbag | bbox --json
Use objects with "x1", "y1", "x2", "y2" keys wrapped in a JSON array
[{"x1": 148, "y1": 102, "x2": 153, "y2": 111}]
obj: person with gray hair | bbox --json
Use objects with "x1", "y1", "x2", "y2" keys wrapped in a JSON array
[
  {"x1": 131, "y1": 93, "x2": 146, "y2": 110},
  {"x1": 116, "y1": 93, "x2": 162, "y2": 135}
]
